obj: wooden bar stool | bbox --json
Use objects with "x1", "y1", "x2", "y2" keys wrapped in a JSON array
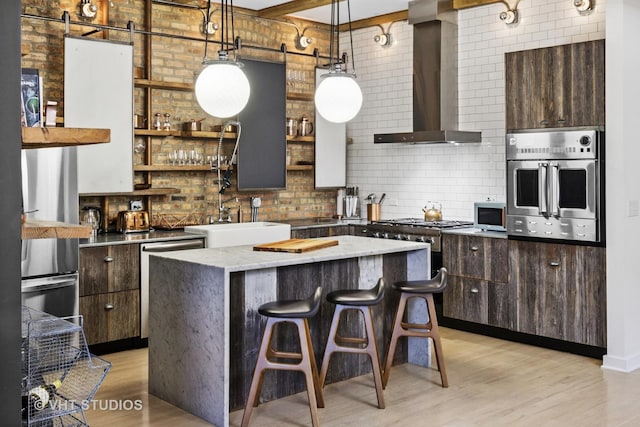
[
  {"x1": 319, "y1": 278, "x2": 386, "y2": 409},
  {"x1": 382, "y1": 268, "x2": 448, "y2": 388},
  {"x1": 241, "y1": 287, "x2": 325, "y2": 427}
]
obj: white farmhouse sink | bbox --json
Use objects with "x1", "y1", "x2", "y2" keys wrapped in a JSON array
[{"x1": 184, "y1": 222, "x2": 291, "y2": 248}]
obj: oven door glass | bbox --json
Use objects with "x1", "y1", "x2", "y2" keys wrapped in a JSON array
[
  {"x1": 507, "y1": 160, "x2": 544, "y2": 216},
  {"x1": 554, "y1": 159, "x2": 598, "y2": 219}
]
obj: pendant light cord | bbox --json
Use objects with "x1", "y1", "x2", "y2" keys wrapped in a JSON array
[
  {"x1": 347, "y1": 0, "x2": 356, "y2": 76},
  {"x1": 203, "y1": 0, "x2": 211, "y2": 62}
]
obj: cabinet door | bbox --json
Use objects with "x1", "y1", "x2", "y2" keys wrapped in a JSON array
[
  {"x1": 505, "y1": 40, "x2": 605, "y2": 130},
  {"x1": 488, "y1": 280, "x2": 515, "y2": 330},
  {"x1": 80, "y1": 244, "x2": 140, "y2": 295},
  {"x1": 443, "y1": 275, "x2": 488, "y2": 324},
  {"x1": 80, "y1": 290, "x2": 140, "y2": 345},
  {"x1": 510, "y1": 240, "x2": 606, "y2": 346},
  {"x1": 443, "y1": 234, "x2": 508, "y2": 282},
  {"x1": 566, "y1": 40, "x2": 605, "y2": 127}
]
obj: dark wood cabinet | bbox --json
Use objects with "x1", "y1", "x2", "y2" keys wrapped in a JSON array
[
  {"x1": 79, "y1": 244, "x2": 140, "y2": 345},
  {"x1": 442, "y1": 234, "x2": 513, "y2": 329},
  {"x1": 291, "y1": 224, "x2": 350, "y2": 239},
  {"x1": 505, "y1": 39, "x2": 604, "y2": 130},
  {"x1": 509, "y1": 240, "x2": 606, "y2": 347}
]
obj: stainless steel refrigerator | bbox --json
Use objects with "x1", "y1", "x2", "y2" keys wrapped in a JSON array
[{"x1": 21, "y1": 146, "x2": 79, "y2": 318}]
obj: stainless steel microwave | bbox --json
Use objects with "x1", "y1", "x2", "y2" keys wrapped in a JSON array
[{"x1": 474, "y1": 202, "x2": 506, "y2": 232}]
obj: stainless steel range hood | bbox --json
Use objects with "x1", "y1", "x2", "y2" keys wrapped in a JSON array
[{"x1": 374, "y1": 0, "x2": 481, "y2": 144}]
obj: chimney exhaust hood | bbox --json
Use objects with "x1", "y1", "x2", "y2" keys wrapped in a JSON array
[{"x1": 374, "y1": 0, "x2": 481, "y2": 144}]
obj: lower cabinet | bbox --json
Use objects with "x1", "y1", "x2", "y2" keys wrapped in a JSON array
[
  {"x1": 79, "y1": 244, "x2": 140, "y2": 345},
  {"x1": 443, "y1": 234, "x2": 606, "y2": 348},
  {"x1": 510, "y1": 240, "x2": 606, "y2": 347},
  {"x1": 443, "y1": 234, "x2": 514, "y2": 330},
  {"x1": 291, "y1": 224, "x2": 350, "y2": 238},
  {"x1": 80, "y1": 290, "x2": 140, "y2": 344}
]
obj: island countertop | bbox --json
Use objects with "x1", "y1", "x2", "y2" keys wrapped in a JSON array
[{"x1": 151, "y1": 235, "x2": 430, "y2": 271}]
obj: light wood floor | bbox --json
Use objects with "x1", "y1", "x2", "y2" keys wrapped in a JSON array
[{"x1": 84, "y1": 328, "x2": 640, "y2": 426}]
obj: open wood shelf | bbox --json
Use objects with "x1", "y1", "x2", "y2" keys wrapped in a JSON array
[
  {"x1": 134, "y1": 165, "x2": 213, "y2": 172},
  {"x1": 286, "y1": 135, "x2": 315, "y2": 143},
  {"x1": 22, "y1": 127, "x2": 111, "y2": 148},
  {"x1": 134, "y1": 78, "x2": 193, "y2": 91},
  {"x1": 80, "y1": 187, "x2": 180, "y2": 197},
  {"x1": 287, "y1": 164, "x2": 314, "y2": 171},
  {"x1": 287, "y1": 92, "x2": 314, "y2": 102},
  {"x1": 134, "y1": 129, "x2": 237, "y2": 139},
  {"x1": 22, "y1": 220, "x2": 92, "y2": 240}
]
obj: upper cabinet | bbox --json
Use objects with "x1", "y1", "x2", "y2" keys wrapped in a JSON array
[{"x1": 505, "y1": 39, "x2": 605, "y2": 130}]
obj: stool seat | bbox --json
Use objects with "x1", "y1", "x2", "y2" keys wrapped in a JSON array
[
  {"x1": 326, "y1": 280, "x2": 385, "y2": 306},
  {"x1": 258, "y1": 287, "x2": 323, "y2": 318},
  {"x1": 392, "y1": 269, "x2": 447, "y2": 294}
]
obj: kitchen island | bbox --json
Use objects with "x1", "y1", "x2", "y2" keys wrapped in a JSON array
[{"x1": 148, "y1": 235, "x2": 430, "y2": 427}]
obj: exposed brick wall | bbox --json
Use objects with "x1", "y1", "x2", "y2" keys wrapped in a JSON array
[{"x1": 21, "y1": 0, "x2": 338, "y2": 228}]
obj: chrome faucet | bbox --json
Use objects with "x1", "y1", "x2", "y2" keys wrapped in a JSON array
[{"x1": 215, "y1": 196, "x2": 237, "y2": 223}]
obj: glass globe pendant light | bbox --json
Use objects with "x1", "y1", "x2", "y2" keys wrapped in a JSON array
[
  {"x1": 195, "y1": 0, "x2": 250, "y2": 119},
  {"x1": 314, "y1": 0, "x2": 363, "y2": 124}
]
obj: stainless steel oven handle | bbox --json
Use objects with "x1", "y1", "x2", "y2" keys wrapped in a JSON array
[
  {"x1": 538, "y1": 162, "x2": 549, "y2": 216},
  {"x1": 21, "y1": 274, "x2": 77, "y2": 293},
  {"x1": 550, "y1": 162, "x2": 560, "y2": 217}
]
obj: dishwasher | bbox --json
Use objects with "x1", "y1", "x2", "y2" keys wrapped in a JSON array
[{"x1": 140, "y1": 238, "x2": 205, "y2": 339}]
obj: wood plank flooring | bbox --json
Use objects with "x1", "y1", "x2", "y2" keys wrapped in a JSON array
[{"x1": 84, "y1": 328, "x2": 640, "y2": 426}]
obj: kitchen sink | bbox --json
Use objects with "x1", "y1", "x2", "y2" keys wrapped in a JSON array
[{"x1": 184, "y1": 221, "x2": 291, "y2": 248}]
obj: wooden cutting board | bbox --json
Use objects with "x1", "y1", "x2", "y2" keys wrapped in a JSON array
[{"x1": 253, "y1": 238, "x2": 339, "y2": 253}]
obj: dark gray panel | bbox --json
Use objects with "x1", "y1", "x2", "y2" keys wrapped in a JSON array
[
  {"x1": 0, "y1": 0, "x2": 24, "y2": 422},
  {"x1": 238, "y1": 59, "x2": 286, "y2": 190}
]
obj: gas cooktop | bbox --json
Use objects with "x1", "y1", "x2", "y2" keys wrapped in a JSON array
[{"x1": 371, "y1": 218, "x2": 474, "y2": 229}]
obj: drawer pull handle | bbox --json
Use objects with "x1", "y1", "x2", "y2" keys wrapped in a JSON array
[
  {"x1": 470, "y1": 246, "x2": 479, "y2": 252},
  {"x1": 470, "y1": 288, "x2": 479, "y2": 294},
  {"x1": 549, "y1": 261, "x2": 560, "y2": 267},
  {"x1": 104, "y1": 256, "x2": 114, "y2": 263},
  {"x1": 104, "y1": 303, "x2": 115, "y2": 310}
]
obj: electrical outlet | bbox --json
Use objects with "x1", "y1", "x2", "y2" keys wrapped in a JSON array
[{"x1": 628, "y1": 199, "x2": 639, "y2": 217}]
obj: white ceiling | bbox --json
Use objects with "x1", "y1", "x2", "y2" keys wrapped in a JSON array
[{"x1": 228, "y1": 0, "x2": 409, "y2": 24}]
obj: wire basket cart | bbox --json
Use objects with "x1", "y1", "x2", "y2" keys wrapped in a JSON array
[{"x1": 21, "y1": 306, "x2": 111, "y2": 426}]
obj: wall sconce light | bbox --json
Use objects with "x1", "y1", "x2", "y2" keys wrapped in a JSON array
[
  {"x1": 296, "y1": 31, "x2": 313, "y2": 50},
  {"x1": 499, "y1": 9, "x2": 518, "y2": 24},
  {"x1": 373, "y1": 24, "x2": 393, "y2": 48},
  {"x1": 79, "y1": 0, "x2": 98, "y2": 19},
  {"x1": 573, "y1": 0, "x2": 593, "y2": 12}
]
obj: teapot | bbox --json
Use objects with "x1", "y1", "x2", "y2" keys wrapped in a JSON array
[
  {"x1": 81, "y1": 206, "x2": 102, "y2": 234},
  {"x1": 422, "y1": 201, "x2": 442, "y2": 222}
]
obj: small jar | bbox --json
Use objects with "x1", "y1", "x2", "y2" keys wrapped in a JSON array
[
  {"x1": 153, "y1": 113, "x2": 162, "y2": 130},
  {"x1": 163, "y1": 113, "x2": 171, "y2": 131}
]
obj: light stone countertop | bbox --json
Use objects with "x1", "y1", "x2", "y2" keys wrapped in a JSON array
[{"x1": 151, "y1": 234, "x2": 430, "y2": 272}]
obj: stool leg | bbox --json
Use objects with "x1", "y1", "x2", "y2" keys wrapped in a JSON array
[
  {"x1": 362, "y1": 306, "x2": 386, "y2": 409},
  {"x1": 296, "y1": 318, "x2": 322, "y2": 427},
  {"x1": 319, "y1": 304, "x2": 344, "y2": 389},
  {"x1": 382, "y1": 293, "x2": 409, "y2": 388},
  {"x1": 242, "y1": 317, "x2": 276, "y2": 427},
  {"x1": 426, "y1": 293, "x2": 448, "y2": 388}
]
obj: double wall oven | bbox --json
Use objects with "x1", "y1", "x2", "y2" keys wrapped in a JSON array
[{"x1": 506, "y1": 128, "x2": 605, "y2": 244}]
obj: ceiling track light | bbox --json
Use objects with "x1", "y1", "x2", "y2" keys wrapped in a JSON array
[{"x1": 574, "y1": 0, "x2": 593, "y2": 12}]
